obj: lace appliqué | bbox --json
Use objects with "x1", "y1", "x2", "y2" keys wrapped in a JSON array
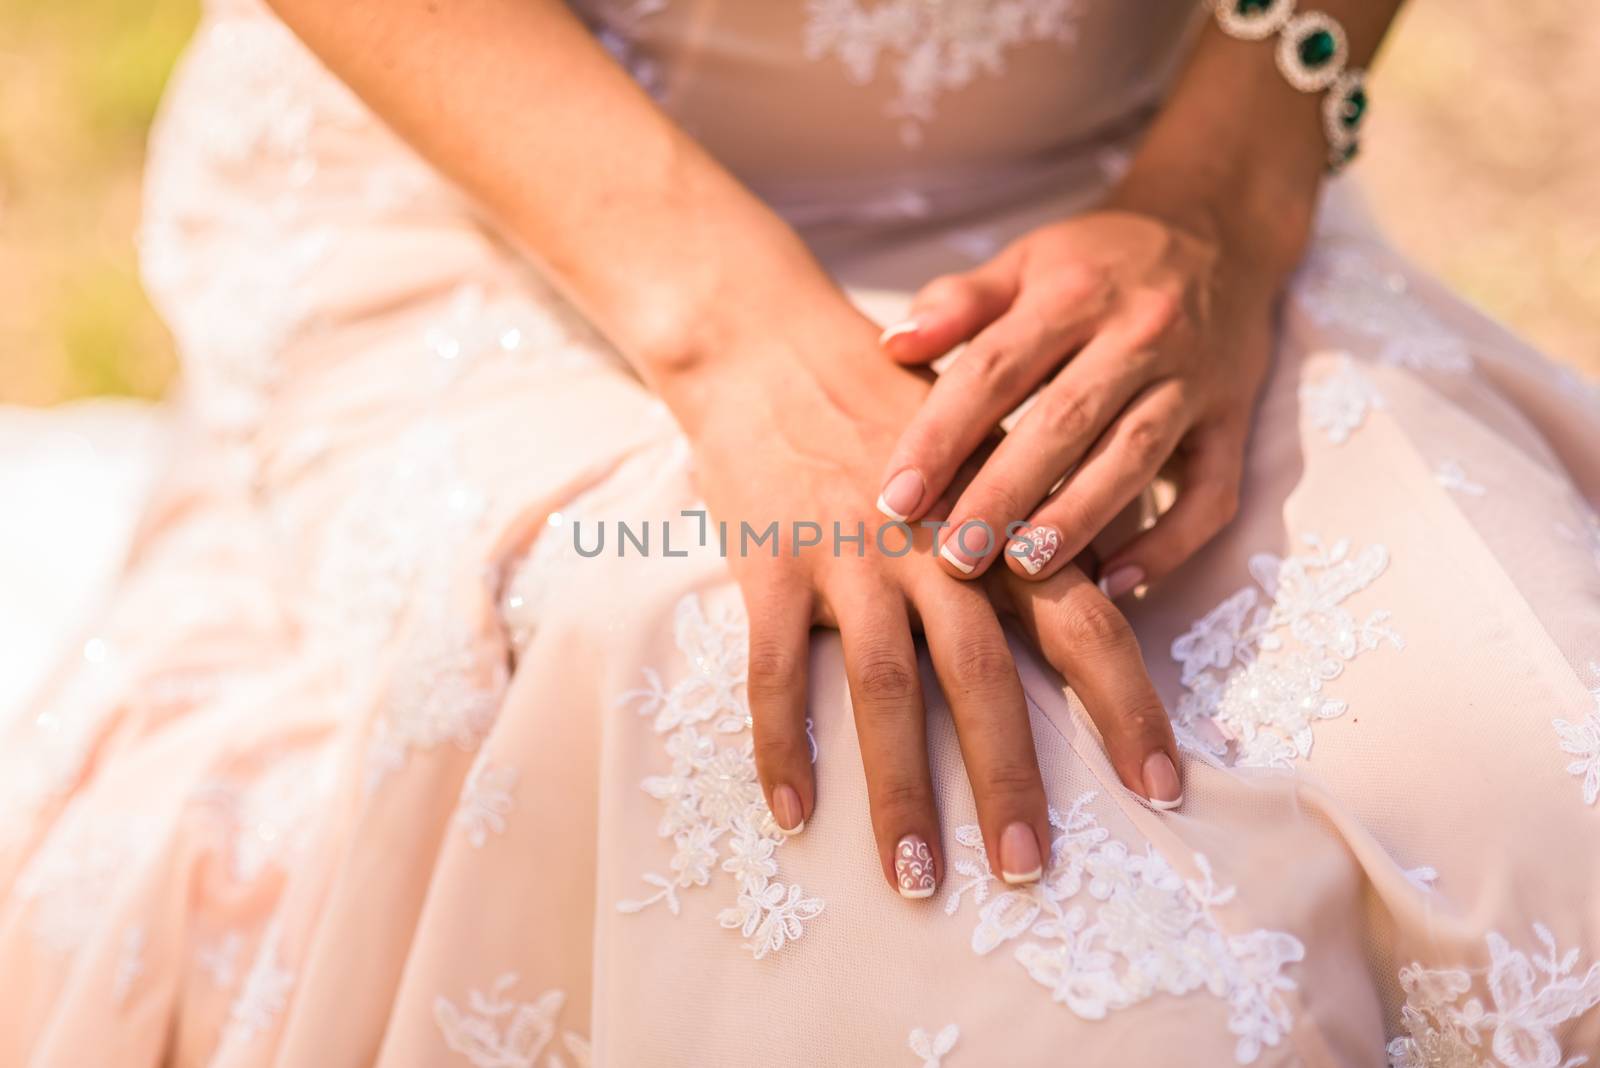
[
  {"x1": 224, "y1": 919, "x2": 295, "y2": 1046},
  {"x1": 457, "y1": 759, "x2": 519, "y2": 847},
  {"x1": 434, "y1": 973, "x2": 592, "y2": 1068},
  {"x1": 908, "y1": 1023, "x2": 960, "y2": 1067},
  {"x1": 1301, "y1": 354, "x2": 1385, "y2": 445},
  {"x1": 1293, "y1": 241, "x2": 1473, "y2": 375},
  {"x1": 617, "y1": 594, "x2": 824, "y2": 959},
  {"x1": 1170, "y1": 535, "x2": 1403, "y2": 768},
  {"x1": 13, "y1": 798, "x2": 158, "y2": 954},
  {"x1": 1551, "y1": 663, "x2": 1600, "y2": 807},
  {"x1": 1387, "y1": 925, "x2": 1600, "y2": 1068},
  {"x1": 943, "y1": 792, "x2": 1304, "y2": 1065},
  {"x1": 803, "y1": 0, "x2": 1087, "y2": 147},
  {"x1": 194, "y1": 747, "x2": 337, "y2": 884}
]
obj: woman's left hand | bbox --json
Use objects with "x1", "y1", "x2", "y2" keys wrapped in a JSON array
[{"x1": 873, "y1": 204, "x2": 1284, "y2": 599}]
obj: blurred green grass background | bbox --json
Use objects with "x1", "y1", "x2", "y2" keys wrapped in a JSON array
[{"x1": 0, "y1": 0, "x2": 1595, "y2": 404}]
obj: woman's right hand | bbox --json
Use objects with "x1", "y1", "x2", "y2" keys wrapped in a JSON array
[{"x1": 663, "y1": 299, "x2": 1182, "y2": 900}]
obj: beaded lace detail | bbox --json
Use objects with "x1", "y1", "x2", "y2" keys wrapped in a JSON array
[
  {"x1": 1170, "y1": 535, "x2": 1403, "y2": 767},
  {"x1": 803, "y1": 0, "x2": 1087, "y2": 146},
  {"x1": 1387, "y1": 926, "x2": 1600, "y2": 1068},
  {"x1": 943, "y1": 792, "x2": 1304, "y2": 1065},
  {"x1": 617, "y1": 594, "x2": 823, "y2": 959}
]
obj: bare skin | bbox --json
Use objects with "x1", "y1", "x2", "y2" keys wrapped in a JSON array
[
  {"x1": 263, "y1": 0, "x2": 1398, "y2": 898},
  {"x1": 879, "y1": 3, "x2": 1407, "y2": 598}
]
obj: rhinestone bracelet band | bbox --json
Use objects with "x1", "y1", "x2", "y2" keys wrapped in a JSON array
[{"x1": 1212, "y1": 0, "x2": 1369, "y2": 173}]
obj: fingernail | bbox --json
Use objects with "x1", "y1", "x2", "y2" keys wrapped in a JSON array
[
  {"x1": 895, "y1": 834, "x2": 936, "y2": 899},
  {"x1": 1010, "y1": 525, "x2": 1060, "y2": 576},
  {"x1": 772, "y1": 785, "x2": 805, "y2": 834},
  {"x1": 1098, "y1": 564, "x2": 1145, "y2": 600},
  {"x1": 1142, "y1": 752, "x2": 1183, "y2": 810},
  {"x1": 878, "y1": 319, "x2": 920, "y2": 346},
  {"x1": 938, "y1": 543, "x2": 976, "y2": 574},
  {"x1": 999, "y1": 822, "x2": 1043, "y2": 884},
  {"x1": 876, "y1": 467, "x2": 925, "y2": 522}
]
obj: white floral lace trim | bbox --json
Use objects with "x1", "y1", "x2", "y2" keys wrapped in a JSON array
[
  {"x1": 1293, "y1": 241, "x2": 1473, "y2": 374},
  {"x1": 908, "y1": 1023, "x2": 960, "y2": 1067},
  {"x1": 803, "y1": 0, "x2": 1087, "y2": 147},
  {"x1": 434, "y1": 973, "x2": 592, "y2": 1068},
  {"x1": 1387, "y1": 925, "x2": 1600, "y2": 1068},
  {"x1": 617, "y1": 594, "x2": 824, "y2": 959},
  {"x1": 1301, "y1": 353, "x2": 1385, "y2": 445},
  {"x1": 1551, "y1": 662, "x2": 1600, "y2": 807},
  {"x1": 1170, "y1": 535, "x2": 1403, "y2": 768},
  {"x1": 943, "y1": 792, "x2": 1304, "y2": 1065},
  {"x1": 193, "y1": 746, "x2": 337, "y2": 884}
]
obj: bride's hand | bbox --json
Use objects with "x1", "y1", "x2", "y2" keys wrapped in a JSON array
[
  {"x1": 873, "y1": 204, "x2": 1279, "y2": 599},
  {"x1": 666, "y1": 304, "x2": 1182, "y2": 900}
]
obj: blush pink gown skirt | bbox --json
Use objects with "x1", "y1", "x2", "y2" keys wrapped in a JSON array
[{"x1": 2, "y1": 2, "x2": 1598, "y2": 1065}]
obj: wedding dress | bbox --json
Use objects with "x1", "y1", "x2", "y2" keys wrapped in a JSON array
[{"x1": 3, "y1": 1, "x2": 1599, "y2": 1064}]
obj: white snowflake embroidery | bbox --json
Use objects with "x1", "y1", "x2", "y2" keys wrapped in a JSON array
[
  {"x1": 1387, "y1": 925, "x2": 1600, "y2": 1068},
  {"x1": 803, "y1": 0, "x2": 1086, "y2": 146},
  {"x1": 1551, "y1": 663, "x2": 1600, "y2": 807},
  {"x1": 908, "y1": 1023, "x2": 960, "y2": 1067},
  {"x1": 1170, "y1": 535, "x2": 1403, "y2": 768},
  {"x1": 113, "y1": 926, "x2": 147, "y2": 1005},
  {"x1": 224, "y1": 920, "x2": 295, "y2": 1046},
  {"x1": 944, "y1": 793, "x2": 1304, "y2": 1065},
  {"x1": 458, "y1": 760, "x2": 519, "y2": 847},
  {"x1": 1301, "y1": 354, "x2": 1385, "y2": 445},
  {"x1": 1293, "y1": 241, "x2": 1473, "y2": 374},
  {"x1": 617, "y1": 594, "x2": 824, "y2": 958},
  {"x1": 434, "y1": 973, "x2": 591, "y2": 1068},
  {"x1": 1436, "y1": 460, "x2": 1488, "y2": 497}
]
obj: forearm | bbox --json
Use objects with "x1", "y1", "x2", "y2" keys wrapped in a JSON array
[
  {"x1": 1112, "y1": 1, "x2": 1405, "y2": 277},
  {"x1": 264, "y1": 0, "x2": 847, "y2": 414}
]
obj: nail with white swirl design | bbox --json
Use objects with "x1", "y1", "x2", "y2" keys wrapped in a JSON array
[
  {"x1": 895, "y1": 834, "x2": 936, "y2": 899},
  {"x1": 1011, "y1": 525, "x2": 1060, "y2": 575}
]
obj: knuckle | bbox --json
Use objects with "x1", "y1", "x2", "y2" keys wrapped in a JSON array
[
  {"x1": 1121, "y1": 416, "x2": 1170, "y2": 468},
  {"x1": 1055, "y1": 596, "x2": 1133, "y2": 651},
  {"x1": 949, "y1": 637, "x2": 1015, "y2": 689},
  {"x1": 975, "y1": 758, "x2": 1044, "y2": 805},
  {"x1": 1032, "y1": 388, "x2": 1094, "y2": 442},
  {"x1": 856, "y1": 653, "x2": 919, "y2": 704},
  {"x1": 751, "y1": 729, "x2": 802, "y2": 774},
  {"x1": 871, "y1": 774, "x2": 933, "y2": 817},
  {"x1": 960, "y1": 340, "x2": 1012, "y2": 387},
  {"x1": 747, "y1": 640, "x2": 802, "y2": 695}
]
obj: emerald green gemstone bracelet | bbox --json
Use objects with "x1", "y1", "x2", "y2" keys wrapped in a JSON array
[{"x1": 1212, "y1": 0, "x2": 1369, "y2": 174}]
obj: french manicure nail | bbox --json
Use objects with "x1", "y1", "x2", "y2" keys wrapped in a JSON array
[
  {"x1": 876, "y1": 467, "x2": 925, "y2": 522},
  {"x1": 1011, "y1": 525, "x2": 1060, "y2": 576},
  {"x1": 895, "y1": 834, "x2": 936, "y2": 898},
  {"x1": 939, "y1": 543, "x2": 976, "y2": 574},
  {"x1": 1098, "y1": 564, "x2": 1145, "y2": 600},
  {"x1": 1143, "y1": 752, "x2": 1183, "y2": 811},
  {"x1": 999, "y1": 822, "x2": 1043, "y2": 884},
  {"x1": 772, "y1": 785, "x2": 806, "y2": 834},
  {"x1": 878, "y1": 319, "x2": 920, "y2": 346}
]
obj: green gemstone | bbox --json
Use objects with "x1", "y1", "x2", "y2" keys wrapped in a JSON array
[
  {"x1": 1298, "y1": 29, "x2": 1337, "y2": 67},
  {"x1": 1235, "y1": 0, "x2": 1273, "y2": 12},
  {"x1": 1342, "y1": 88, "x2": 1367, "y2": 127}
]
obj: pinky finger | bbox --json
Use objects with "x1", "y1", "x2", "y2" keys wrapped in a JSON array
[
  {"x1": 1096, "y1": 423, "x2": 1247, "y2": 598},
  {"x1": 745, "y1": 583, "x2": 817, "y2": 835}
]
